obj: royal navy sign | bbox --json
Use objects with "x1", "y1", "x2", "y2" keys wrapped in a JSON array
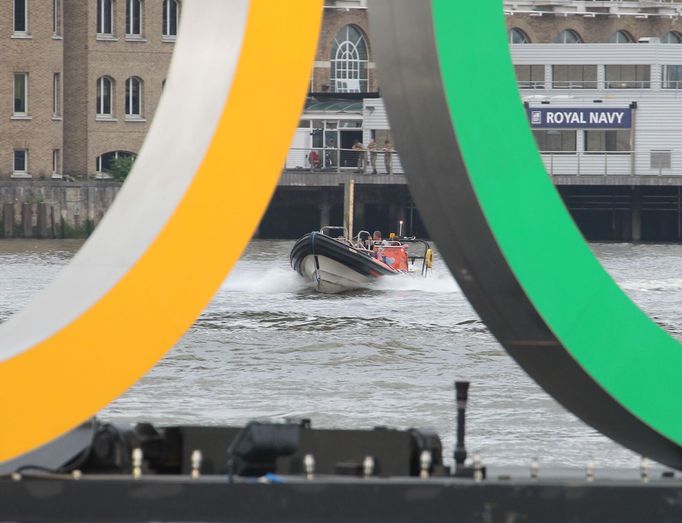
[{"x1": 528, "y1": 107, "x2": 632, "y2": 129}]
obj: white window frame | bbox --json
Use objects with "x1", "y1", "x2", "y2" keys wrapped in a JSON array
[
  {"x1": 96, "y1": 151, "x2": 135, "y2": 176},
  {"x1": 52, "y1": 149, "x2": 62, "y2": 178},
  {"x1": 13, "y1": 72, "x2": 28, "y2": 117},
  {"x1": 162, "y1": 0, "x2": 179, "y2": 40},
  {"x1": 331, "y1": 25, "x2": 369, "y2": 93},
  {"x1": 13, "y1": 149, "x2": 29, "y2": 177},
  {"x1": 53, "y1": 72, "x2": 61, "y2": 118},
  {"x1": 125, "y1": 76, "x2": 143, "y2": 119},
  {"x1": 126, "y1": 0, "x2": 143, "y2": 38},
  {"x1": 13, "y1": 0, "x2": 29, "y2": 35},
  {"x1": 96, "y1": 76, "x2": 114, "y2": 118},
  {"x1": 97, "y1": 0, "x2": 114, "y2": 36},
  {"x1": 53, "y1": 0, "x2": 62, "y2": 37}
]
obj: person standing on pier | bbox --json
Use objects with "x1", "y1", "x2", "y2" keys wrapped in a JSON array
[
  {"x1": 308, "y1": 149, "x2": 320, "y2": 172},
  {"x1": 383, "y1": 140, "x2": 394, "y2": 175},
  {"x1": 352, "y1": 139, "x2": 367, "y2": 174},
  {"x1": 368, "y1": 139, "x2": 378, "y2": 174}
]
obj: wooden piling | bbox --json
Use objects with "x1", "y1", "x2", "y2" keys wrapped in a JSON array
[
  {"x1": 3, "y1": 203, "x2": 14, "y2": 238},
  {"x1": 38, "y1": 202, "x2": 49, "y2": 239},
  {"x1": 22, "y1": 203, "x2": 33, "y2": 238}
]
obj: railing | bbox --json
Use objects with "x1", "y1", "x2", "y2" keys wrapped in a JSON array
[
  {"x1": 517, "y1": 80, "x2": 656, "y2": 91},
  {"x1": 552, "y1": 81, "x2": 598, "y2": 89},
  {"x1": 662, "y1": 80, "x2": 682, "y2": 89},
  {"x1": 540, "y1": 151, "x2": 632, "y2": 176},
  {"x1": 605, "y1": 80, "x2": 651, "y2": 89},
  {"x1": 517, "y1": 80, "x2": 545, "y2": 89},
  {"x1": 285, "y1": 146, "x2": 402, "y2": 174}
]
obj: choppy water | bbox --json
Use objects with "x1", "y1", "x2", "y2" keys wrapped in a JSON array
[{"x1": 0, "y1": 239, "x2": 680, "y2": 470}]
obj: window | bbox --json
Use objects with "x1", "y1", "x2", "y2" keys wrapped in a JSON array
[
  {"x1": 13, "y1": 150, "x2": 28, "y2": 175},
  {"x1": 553, "y1": 30, "x2": 582, "y2": 44},
  {"x1": 125, "y1": 76, "x2": 142, "y2": 117},
  {"x1": 53, "y1": 73, "x2": 61, "y2": 117},
  {"x1": 14, "y1": 0, "x2": 28, "y2": 34},
  {"x1": 552, "y1": 65, "x2": 597, "y2": 89},
  {"x1": 97, "y1": 0, "x2": 113, "y2": 35},
  {"x1": 651, "y1": 150, "x2": 672, "y2": 170},
  {"x1": 662, "y1": 31, "x2": 682, "y2": 44},
  {"x1": 605, "y1": 65, "x2": 650, "y2": 89},
  {"x1": 663, "y1": 65, "x2": 682, "y2": 89},
  {"x1": 52, "y1": 149, "x2": 61, "y2": 176},
  {"x1": 509, "y1": 28, "x2": 530, "y2": 44},
  {"x1": 608, "y1": 30, "x2": 632, "y2": 43},
  {"x1": 126, "y1": 0, "x2": 142, "y2": 36},
  {"x1": 97, "y1": 76, "x2": 113, "y2": 117},
  {"x1": 53, "y1": 0, "x2": 61, "y2": 36},
  {"x1": 532, "y1": 130, "x2": 576, "y2": 153},
  {"x1": 13, "y1": 73, "x2": 28, "y2": 115},
  {"x1": 96, "y1": 150, "x2": 136, "y2": 174},
  {"x1": 162, "y1": 0, "x2": 178, "y2": 39},
  {"x1": 331, "y1": 25, "x2": 369, "y2": 93},
  {"x1": 584, "y1": 130, "x2": 631, "y2": 153},
  {"x1": 514, "y1": 64, "x2": 544, "y2": 89}
]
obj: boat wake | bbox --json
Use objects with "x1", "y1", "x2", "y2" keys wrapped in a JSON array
[
  {"x1": 372, "y1": 271, "x2": 460, "y2": 293},
  {"x1": 222, "y1": 267, "x2": 309, "y2": 294}
]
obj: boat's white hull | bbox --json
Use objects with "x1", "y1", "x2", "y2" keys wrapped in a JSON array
[{"x1": 300, "y1": 255, "x2": 376, "y2": 294}]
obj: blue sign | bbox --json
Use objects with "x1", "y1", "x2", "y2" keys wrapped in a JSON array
[{"x1": 528, "y1": 107, "x2": 631, "y2": 129}]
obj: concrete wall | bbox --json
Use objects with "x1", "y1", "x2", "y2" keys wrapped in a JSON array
[{"x1": 0, "y1": 180, "x2": 120, "y2": 237}]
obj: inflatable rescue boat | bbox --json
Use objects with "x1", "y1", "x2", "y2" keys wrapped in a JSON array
[{"x1": 290, "y1": 226, "x2": 432, "y2": 294}]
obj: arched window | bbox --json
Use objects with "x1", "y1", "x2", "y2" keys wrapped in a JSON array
[
  {"x1": 125, "y1": 76, "x2": 142, "y2": 117},
  {"x1": 96, "y1": 151, "x2": 136, "y2": 175},
  {"x1": 662, "y1": 31, "x2": 682, "y2": 43},
  {"x1": 609, "y1": 30, "x2": 633, "y2": 43},
  {"x1": 126, "y1": 0, "x2": 142, "y2": 36},
  {"x1": 509, "y1": 28, "x2": 530, "y2": 44},
  {"x1": 162, "y1": 0, "x2": 179, "y2": 38},
  {"x1": 96, "y1": 76, "x2": 113, "y2": 117},
  {"x1": 553, "y1": 29, "x2": 582, "y2": 44},
  {"x1": 330, "y1": 25, "x2": 369, "y2": 93}
]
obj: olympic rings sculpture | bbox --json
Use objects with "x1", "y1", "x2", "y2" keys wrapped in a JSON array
[{"x1": 0, "y1": 0, "x2": 679, "y2": 469}]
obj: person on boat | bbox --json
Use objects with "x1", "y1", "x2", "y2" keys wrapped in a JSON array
[
  {"x1": 352, "y1": 139, "x2": 366, "y2": 174},
  {"x1": 368, "y1": 139, "x2": 378, "y2": 175},
  {"x1": 383, "y1": 140, "x2": 394, "y2": 175}
]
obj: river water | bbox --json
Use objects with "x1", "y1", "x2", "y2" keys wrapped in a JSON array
[{"x1": 0, "y1": 239, "x2": 680, "y2": 470}]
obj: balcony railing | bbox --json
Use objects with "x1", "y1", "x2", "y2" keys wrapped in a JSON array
[
  {"x1": 552, "y1": 81, "x2": 598, "y2": 89},
  {"x1": 605, "y1": 80, "x2": 651, "y2": 89},
  {"x1": 285, "y1": 146, "x2": 403, "y2": 174},
  {"x1": 540, "y1": 151, "x2": 632, "y2": 176}
]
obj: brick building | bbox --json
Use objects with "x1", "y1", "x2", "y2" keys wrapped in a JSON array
[
  {"x1": 313, "y1": 0, "x2": 375, "y2": 94},
  {"x1": 0, "y1": 0, "x2": 177, "y2": 180},
  {"x1": 0, "y1": 0, "x2": 63, "y2": 179}
]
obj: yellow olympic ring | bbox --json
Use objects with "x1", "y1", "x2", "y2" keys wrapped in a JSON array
[{"x1": 0, "y1": 0, "x2": 322, "y2": 463}]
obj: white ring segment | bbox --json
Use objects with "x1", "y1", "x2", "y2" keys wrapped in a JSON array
[{"x1": 0, "y1": 0, "x2": 249, "y2": 362}]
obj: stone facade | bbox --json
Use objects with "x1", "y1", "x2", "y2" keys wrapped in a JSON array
[{"x1": 0, "y1": 179, "x2": 120, "y2": 237}]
